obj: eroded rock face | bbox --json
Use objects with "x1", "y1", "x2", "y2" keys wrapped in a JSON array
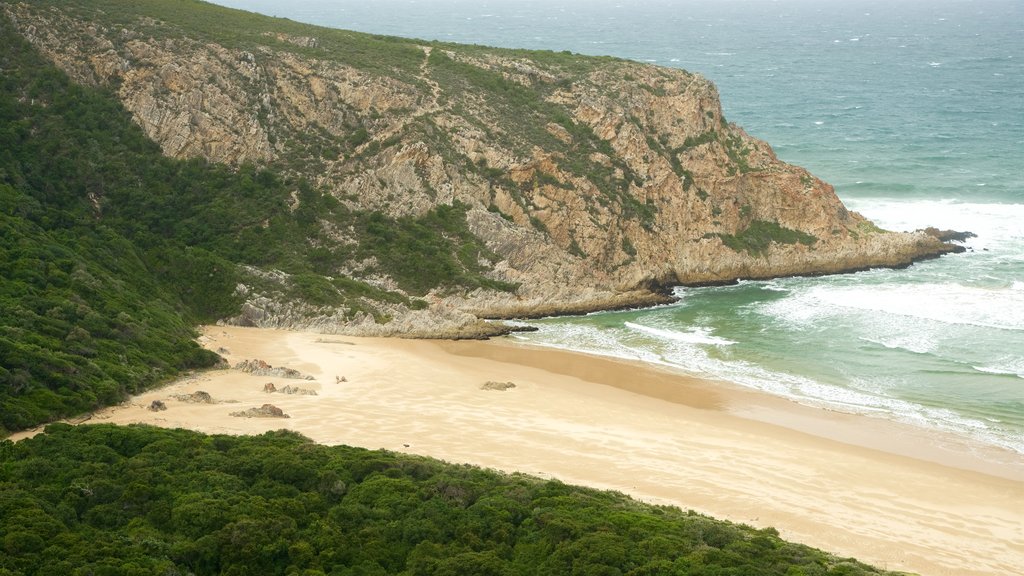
[{"x1": 4, "y1": 3, "x2": 958, "y2": 335}]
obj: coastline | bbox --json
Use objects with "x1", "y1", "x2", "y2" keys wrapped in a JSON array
[{"x1": 13, "y1": 325, "x2": 1022, "y2": 576}]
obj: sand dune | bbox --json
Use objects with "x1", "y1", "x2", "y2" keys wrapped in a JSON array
[{"x1": 21, "y1": 325, "x2": 1022, "y2": 576}]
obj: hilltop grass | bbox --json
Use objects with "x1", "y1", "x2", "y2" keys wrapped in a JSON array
[{"x1": 27, "y1": 0, "x2": 426, "y2": 79}]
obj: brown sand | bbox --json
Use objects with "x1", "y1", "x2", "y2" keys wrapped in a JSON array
[{"x1": 15, "y1": 325, "x2": 1023, "y2": 575}]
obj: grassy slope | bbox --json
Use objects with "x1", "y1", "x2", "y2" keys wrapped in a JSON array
[{"x1": 0, "y1": 424, "x2": 904, "y2": 576}]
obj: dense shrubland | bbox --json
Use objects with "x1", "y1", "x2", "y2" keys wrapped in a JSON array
[{"x1": 0, "y1": 424, "x2": 900, "y2": 576}]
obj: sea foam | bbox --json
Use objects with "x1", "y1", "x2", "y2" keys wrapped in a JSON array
[{"x1": 624, "y1": 322, "x2": 736, "y2": 346}]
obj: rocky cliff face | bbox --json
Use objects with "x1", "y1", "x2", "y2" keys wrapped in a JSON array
[{"x1": 3, "y1": 1, "x2": 957, "y2": 335}]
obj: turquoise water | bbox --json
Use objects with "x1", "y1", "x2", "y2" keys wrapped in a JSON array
[{"x1": 213, "y1": 0, "x2": 1024, "y2": 454}]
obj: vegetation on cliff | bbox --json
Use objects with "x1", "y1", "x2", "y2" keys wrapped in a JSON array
[{"x1": 0, "y1": 424, "x2": 903, "y2": 576}]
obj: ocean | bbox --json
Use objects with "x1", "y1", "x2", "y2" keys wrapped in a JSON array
[{"x1": 211, "y1": 0, "x2": 1023, "y2": 456}]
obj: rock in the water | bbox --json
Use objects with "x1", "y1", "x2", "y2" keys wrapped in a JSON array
[
  {"x1": 481, "y1": 381, "x2": 516, "y2": 391},
  {"x1": 921, "y1": 227, "x2": 977, "y2": 243},
  {"x1": 230, "y1": 403, "x2": 290, "y2": 418},
  {"x1": 148, "y1": 400, "x2": 167, "y2": 411}
]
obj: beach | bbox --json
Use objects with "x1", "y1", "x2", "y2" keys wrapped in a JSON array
[{"x1": 18, "y1": 325, "x2": 1023, "y2": 576}]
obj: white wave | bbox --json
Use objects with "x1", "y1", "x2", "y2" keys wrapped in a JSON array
[
  {"x1": 840, "y1": 198, "x2": 1024, "y2": 251},
  {"x1": 973, "y1": 357, "x2": 1024, "y2": 379},
  {"x1": 859, "y1": 335, "x2": 936, "y2": 355},
  {"x1": 764, "y1": 281, "x2": 1024, "y2": 332},
  {"x1": 512, "y1": 323, "x2": 1024, "y2": 455},
  {"x1": 625, "y1": 322, "x2": 736, "y2": 346}
]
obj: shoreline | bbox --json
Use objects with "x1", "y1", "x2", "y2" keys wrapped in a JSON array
[
  {"x1": 477, "y1": 241, "x2": 964, "y2": 327},
  {"x1": 11, "y1": 325, "x2": 1023, "y2": 576},
  {"x1": 477, "y1": 337, "x2": 1024, "y2": 482}
]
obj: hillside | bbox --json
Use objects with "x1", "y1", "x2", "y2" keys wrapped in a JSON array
[
  {"x1": 4, "y1": 0, "x2": 955, "y2": 332},
  {"x1": 0, "y1": 423, "x2": 906, "y2": 576}
]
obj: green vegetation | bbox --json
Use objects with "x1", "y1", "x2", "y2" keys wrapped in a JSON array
[
  {"x1": 713, "y1": 221, "x2": 818, "y2": 256},
  {"x1": 0, "y1": 424, "x2": 900, "y2": 576},
  {"x1": 357, "y1": 203, "x2": 518, "y2": 295},
  {"x1": 0, "y1": 12, "x2": 507, "y2": 433},
  {"x1": 621, "y1": 237, "x2": 638, "y2": 257},
  {"x1": 0, "y1": 16, "x2": 221, "y2": 433}
]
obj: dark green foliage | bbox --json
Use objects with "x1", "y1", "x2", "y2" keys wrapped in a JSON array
[
  {"x1": 714, "y1": 221, "x2": 818, "y2": 256},
  {"x1": 0, "y1": 424, "x2": 899, "y2": 576},
  {"x1": 0, "y1": 19, "x2": 222, "y2": 433},
  {"x1": 356, "y1": 203, "x2": 518, "y2": 295},
  {"x1": 0, "y1": 203, "x2": 219, "y2": 433},
  {"x1": 621, "y1": 238, "x2": 638, "y2": 257},
  {"x1": 681, "y1": 131, "x2": 719, "y2": 150}
]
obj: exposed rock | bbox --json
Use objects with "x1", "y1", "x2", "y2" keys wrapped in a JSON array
[
  {"x1": 263, "y1": 382, "x2": 277, "y2": 393},
  {"x1": 172, "y1": 391, "x2": 214, "y2": 404},
  {"x1": 230, "y1": 403, "x2": 290, "y2": 418},
  {"x1": 148, "y1": 400, "x2": 167, "y2": 411},
  {"x1": 921, "y1": 227, "x2": 976, "y2": 244},
  {"x1": 216, "y1": 347, "x2": 231, "y2": 354},
  {"x1": 277, "y1": 384, "x2": 318, "y2": 396},
  {"x1": 481, "y1": 381, "x2": 516, "y2": 391},
  {"x1": 235, "y1": 359, "x2": 314, "y2": 380}
]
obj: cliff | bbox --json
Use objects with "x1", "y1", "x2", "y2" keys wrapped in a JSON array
[{"x1": 3, "y1": 0, "x2": 957, "y2": 336}]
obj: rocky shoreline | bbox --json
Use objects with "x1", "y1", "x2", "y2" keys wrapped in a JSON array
[{"x1": 216, "y1": 230, "x2": 965, "y2": 339}]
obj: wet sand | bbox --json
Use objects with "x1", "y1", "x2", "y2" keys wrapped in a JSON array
[{"x1": 16, "y1": 325, "x2": 1023, "y2": 576}]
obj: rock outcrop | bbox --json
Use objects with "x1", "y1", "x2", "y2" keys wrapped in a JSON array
[
  {"x1": 3, "y1": 1, "x2": 961, "y2": 336},
  {"x1": 230, "y1": 404, "x2": 289, "y2": 418},
  {"x1": 172, "y1": 391, "x2": 215, "y2": 404},
  {"x1": 235, "y1": 359, "x2": 314, "y2": 380}
]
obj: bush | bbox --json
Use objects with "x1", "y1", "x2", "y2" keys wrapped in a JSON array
[{"x1": 0, "y1": 425, "x2": 899, "y2": 576}]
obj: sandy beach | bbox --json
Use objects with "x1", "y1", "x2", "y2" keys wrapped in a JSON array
[{"x1": 16, "y1": 325, "x2": 1022, "y2": 576}]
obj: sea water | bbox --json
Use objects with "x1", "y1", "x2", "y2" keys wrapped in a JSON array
[{"x1": 211, "y1": 0, "x2": 1024, "y2": 455}]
